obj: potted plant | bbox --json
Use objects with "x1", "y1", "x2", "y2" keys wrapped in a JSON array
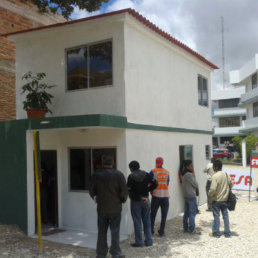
[{"x1": 21, "y1": 71, "x2": 56, "y2": 118}]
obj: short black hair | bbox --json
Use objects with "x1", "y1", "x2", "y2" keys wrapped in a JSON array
[
  {"x1": 129, "y1": 160, "x2": 140, "y2": 171},
  {"x1": 213, "y1": 159, "x2": 222, "y2": 170},
  {"x1": 102, "y1": 154, "x2": 114, "y2": 166},
  {"x1": 182, "y1": 160, "x2": 192, "y2": 176}
]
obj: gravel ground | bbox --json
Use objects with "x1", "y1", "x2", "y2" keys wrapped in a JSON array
[
  {"x1": 1, "y1": 165, "x2": 257, "y2": 257},
  {"x1": 1, "y1": 195, "x2": 258, "y2": 258}
]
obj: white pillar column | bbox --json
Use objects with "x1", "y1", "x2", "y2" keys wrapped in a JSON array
[{"x1": 242, "y1": 140, "x2": 246, "y2": 168}]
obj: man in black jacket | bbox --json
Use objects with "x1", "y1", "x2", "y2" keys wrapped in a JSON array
[
  {"x1": 90, "y1": 155, "x2": 128, "y2": 258},
  {"x1": 127, "y1": 160, "x2": 158, "y2": 247}
]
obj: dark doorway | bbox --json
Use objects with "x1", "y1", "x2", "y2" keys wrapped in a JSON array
[{"x1": 40, "y1": 150, "x2": 58, "y2": 229}]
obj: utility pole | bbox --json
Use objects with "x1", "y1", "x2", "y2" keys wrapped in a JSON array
[{"x1": 221, "y1": 16, "x2": 225, "y2": 89}]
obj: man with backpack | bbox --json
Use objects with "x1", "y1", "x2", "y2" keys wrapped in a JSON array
[{"x1": 208, "y1": 159, "x2": 233, "y2": 238}]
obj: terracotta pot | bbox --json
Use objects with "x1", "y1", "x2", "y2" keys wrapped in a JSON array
[{"x1": 26, "y1": 108, "x2": 46, "y2": 118}]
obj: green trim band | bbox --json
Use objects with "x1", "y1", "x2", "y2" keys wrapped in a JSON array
[{"x1": 23, "y1": 114, "x2": 213, "y2": 135}]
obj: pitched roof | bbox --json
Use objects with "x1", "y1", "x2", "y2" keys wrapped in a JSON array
[{"x1": 3, "y1": 8, "x2": 218, "y2": 69}]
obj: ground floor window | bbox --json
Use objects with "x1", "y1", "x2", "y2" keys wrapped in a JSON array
[
  {"x1": 179, "y1": 145, "x2": 193, "y2": 164},
  {"x1": 69, "y1": 147, "x2": 116, "y2": 191}
]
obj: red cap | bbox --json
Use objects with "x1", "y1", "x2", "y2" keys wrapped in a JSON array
[{"x1": 156, "y1": 157, "x2": 163, "y2": 167}]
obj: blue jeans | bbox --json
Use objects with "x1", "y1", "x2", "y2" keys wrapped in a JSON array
[
  {"x1": 183, "y1": 197, "x2": 196, "y2": 232},
  {"x1": 212, "y1": 201, "x2": 230, "y2": 237},
  {"x1": 131, "y1": 199, "x2": 152, "y2": 246},
  {"x1": 97, "y1": 213, "x2": 122, "y2": 258},
  {"x1": 151, "y1": 196, "x2": 169, "y2": 235}
]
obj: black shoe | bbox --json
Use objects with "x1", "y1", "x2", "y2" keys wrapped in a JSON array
[
  {"x1": 145, "y1": 242, "x2": 152, "y2": 247},
  {"x1": 130, "y1": 243, "x2": 143, "y2": 247},
  {"x1": 158, "y1": 230, "x2": 165, "y2": 237}
]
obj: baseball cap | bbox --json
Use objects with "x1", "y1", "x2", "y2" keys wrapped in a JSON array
[{"x1": 156, "y1": 157, "x2": 163, "y2": 167}]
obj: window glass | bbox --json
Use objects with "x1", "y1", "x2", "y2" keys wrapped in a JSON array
[
  {"x1": 219, "y1": 117, "x2": 240, "y2": 127},
  {"x1": 67, "y1": 41, "x2": 112, "y2": 90},
  {"x1": 253, "y1": 102, "x2": 258, "y2": 117},
  {"x1": 67, "y1": 47, "x2": 88, "y2": 90},
  {"x1": 89, "y1": 42, "x2": 112, "y2": 88},
  {"x1": 92, "y1": 148, "x2": 116, "y2": 172},
  {"x1": 70, "y1": 148, "x2": 91, "y2": 190},
  {"x1": 179, "y1": 145, "x2": 193, "y2": 165},
  {"x1": 198, "y1": 75, "x2": 208, "y2": 107},
  {"x1": 205, "y1": 145, "x2": 210, "y2": 160},
  {"x1": 218, "y1": 98, "x2": 240, "y2": 108},
  {"x1": 252, "y1": 73, "x2": 257, "y2": 89},
  {"x1": 69, "y1": 147, "x2": 116, "y2": 191}
]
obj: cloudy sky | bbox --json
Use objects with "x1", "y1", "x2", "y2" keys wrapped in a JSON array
[{"x1": 70, "y1": 0, "x2": 258, "y2": 91}]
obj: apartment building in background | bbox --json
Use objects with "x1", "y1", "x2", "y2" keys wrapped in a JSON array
[
  {"x1": 230, "y1": 54, "x2": 258, "y2": 136},
  {"x1": 212, "y1": 87, "x2": 246, "y2": 149}
]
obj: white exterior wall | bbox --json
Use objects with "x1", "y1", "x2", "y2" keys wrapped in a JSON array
[
  {"x1": 14, "y1": 15, "x2": 126, "y2": 119},
  {"x1": 124, "y1": 19, "x2": 213, "y2": 130},
  {"x1": 125, "y1": 129, "x2": 211, "y2": 233},
  {"x1": 26, "y1": 128, "x2": 130, "y2": 235}
]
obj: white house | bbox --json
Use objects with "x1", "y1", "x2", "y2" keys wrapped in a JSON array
[
  {"x1": 211, "y1": 87, "x2": 246, "y2": 148},
  {"x1": 230, "y1": 54, "x2": 258, "y2": 136},
  {"x1": 2, "y1": 9, "x2": 217, "y2": 238}
]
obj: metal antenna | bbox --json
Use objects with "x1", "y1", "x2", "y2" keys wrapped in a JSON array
[{"x1": 221, "y1": 16, "x2": 225, "y2": 89}]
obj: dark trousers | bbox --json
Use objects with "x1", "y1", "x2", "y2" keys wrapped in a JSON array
[
  {"x1": 150, "y1": 196, "x2": 169, "y2": 234},
  {"x1": 206, "y1": 180, "x2": 212, "y2": 210},
  {"x1": 97, "y1": 213, "x2": 121, "y2": 258}
]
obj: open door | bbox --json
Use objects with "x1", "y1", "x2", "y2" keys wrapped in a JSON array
[{"x1": 39, "y1": 150, "x2": 58, "y2": 229}]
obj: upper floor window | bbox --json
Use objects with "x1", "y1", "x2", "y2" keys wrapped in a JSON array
[
  {"x1": 219, "y1": 117, "x2": 240, "y2": 127},
  {"x1": 67, "y1": 41, "x2": 112, "y2": 91},
  {"x1": 253, "y1": 102, "x2": 258, "y2": 117},
  {"x1": 198, "y1": 75, "x2": 208, "y2": 107},
  {"x1": 218, "y1": 98, "x2": 239, "y2": 108},
  {"x1": 252, "y1": 73, "x2": 257, "y2": 90}
]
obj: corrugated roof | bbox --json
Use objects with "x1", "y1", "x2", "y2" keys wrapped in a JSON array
[{"x1": 2, "y1": 8, "x2": 218, "y2": 69}]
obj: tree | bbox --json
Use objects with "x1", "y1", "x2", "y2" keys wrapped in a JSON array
[
  {"x1": 23, "y1": 0, "x2": 110, "y2": 19},
  {"x1": 232, "y1": 136, "x2": 243, "y2": 155}
]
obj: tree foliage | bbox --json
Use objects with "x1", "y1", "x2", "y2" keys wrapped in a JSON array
[
  {"x1": 232, "y1": 136, "x2": 243, "y2": 155},
  {"x1": 23, "y1": 0, "x2": 110, "y2": 19},
  {"x1": 244, "y1": 135, "x2": 258, "y2": 163}
]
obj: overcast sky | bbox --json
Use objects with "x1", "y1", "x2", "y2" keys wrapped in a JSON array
[{"x1": 70, "y1": 0, "x2": 258, "y2": 91}]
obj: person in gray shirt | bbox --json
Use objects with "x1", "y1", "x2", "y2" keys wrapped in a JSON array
[{"x1": 182, "y1": 160, "x2": 200, "y2": 234}]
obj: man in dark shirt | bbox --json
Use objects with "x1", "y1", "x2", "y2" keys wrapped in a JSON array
[
  {"x1": 127, "y1": 160, "x2": 158, "y2": 247},
  {"x1": 90, "y1": 155, "x2": 128, "y2": 258}
]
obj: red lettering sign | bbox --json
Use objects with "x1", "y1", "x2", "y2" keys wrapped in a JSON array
[{"x1": 250, "y1": 157, "x2": 258, "y2": 168}]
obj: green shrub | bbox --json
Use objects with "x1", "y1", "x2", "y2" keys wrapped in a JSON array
[{"x1": 232, "y1": 136, "x2": 243, "y2": 155}]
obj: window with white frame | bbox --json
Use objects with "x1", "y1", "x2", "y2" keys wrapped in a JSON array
[
  {"x1": 69, "y1": 147, "x2": 116, "y2": 191},
  {"x1": 253, "y1": 102, "x2": 258, "y2": 117},
  {"x1": 179, "y1": 145, "x2": 193, "y2": 165},
  {"x1": 252, "y1": 73, "x2": 257, "y2": 90},
  {"x1": 66, "y1": 40, "x2": 112, "y2": 90},
  {"x1": 198, "y1": 75, "x2": 208, "y2": 107},
  {"x1": 205, "y1": 145, "x2": 210, "y2": 160}
]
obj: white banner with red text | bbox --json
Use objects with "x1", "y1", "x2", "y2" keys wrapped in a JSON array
[{"x1": 224, "y1": 170, "x2": 254, "y2": 191}]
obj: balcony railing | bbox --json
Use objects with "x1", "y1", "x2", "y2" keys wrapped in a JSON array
[
  {"x1": 213, "y1": 107, "x2": 246, "y2": 118},
  {"x1": 239, "y1": 87, "x2": 258, "y2": 107}
]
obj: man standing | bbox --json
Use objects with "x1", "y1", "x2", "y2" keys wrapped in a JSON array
[
  {"x1": 127, "y1": 161, "x2": 158, "y2": 247},
  {"x1": 150, "y1": 157, "x2": 170, "y2": 236},
  {"x1": 203, "y1": 158, "x2": 215, "y2": 211},
  {"x1": 208, "y1": 159, "x2": 233, "y2": 238},
  {"x1": 90, "y1": 155, "x2": 128, "y2": 258}
]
